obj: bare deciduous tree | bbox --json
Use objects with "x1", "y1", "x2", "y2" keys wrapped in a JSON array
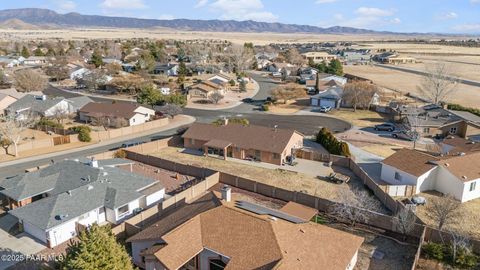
[
  {"x1": 82, "y1": 69, "x2": 107, "y2": 91},
  {"x1": 157, "y1": 104, "x2": 182, "y2": 119},
  {"x1": 285, "y1": 48, "x2": 305, "y2": 66},
  {"x1": 394, "y1": 207, "x2": 417, "y2": 240},
  {"x1": 52, "y1": 106, "x2": 70, "y2": 124},
  {"x1": 329, "y1": 188, "x2": 383, "y2": 226},
  {"x1": 209, "y1": 90, "x2": 224, "y2": 104},
  {"x1": 417, "y1": 63, "x2": 457, "y2": 105},
  {"x1": 271, "y1": 83, "x2": 306, "y2": 104},
  {"x1": 0, "y1": 114, "x2": 36, "y2": 157},
  {"x1": 14, "y1": 69, "x2": 48, "y2": 92},
  {"x1": 229, "y1": 45, "x2": 254, "y2": 74},
  {"x1": 427, "y1": 194, "x2": 461, "y2": 231},
  {"x1": 448, "y1": 226, "x2": 471, "y2": 265},
  {"x1": 343, "y1": 81, "x2": 377, "y2": 111}
]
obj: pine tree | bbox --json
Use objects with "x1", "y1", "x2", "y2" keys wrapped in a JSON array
[
  {"x1": 62, "y1": 224, "x2": 134, "y2": 270},
  {"x1": 327, "y1": 59, "x2": 343, "y2": 76},
  {"x1": 33, "y1": 48, "x2": 45, "y2": 56},
  {"x1": 91, "y1": 50, "x2": 104, "y2": 68},
  {"x1": 177, "y1": 61, "x2": 187, "y2": 85},
  {"x1": 21, "y1": 46, "x2": 30, "y2": 58}
]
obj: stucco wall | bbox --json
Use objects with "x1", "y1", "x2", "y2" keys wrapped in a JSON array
[{"x1": 380, "y1": 163, "x2": 423, "y2": 186}]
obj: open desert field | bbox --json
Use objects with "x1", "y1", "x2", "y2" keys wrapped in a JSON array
[
  {"x1": 0, "y1": 28, "x2": 469, "y2": 45},
  {"x1": 344, "y1": 64, "x2": 480, "y2": 107}
]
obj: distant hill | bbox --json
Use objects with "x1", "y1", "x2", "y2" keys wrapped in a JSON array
[
  {"x1": 0, "y1": 8, "x2": 397, "y2": 35},
  {"x1": 0, "y1": 18, "x2": 39, "y2": 30}
]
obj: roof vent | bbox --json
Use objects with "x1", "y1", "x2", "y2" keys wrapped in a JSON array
[
  {"x1": 459, "y1": 152, "x2": 466, "y2": 156},
  {"x1": 299, "y1": 229, "x2": 305, "y2": 233},
  {"x1": 55, "y1": 214, "x2": 69, "y2": 221},
  {"x1": 66, "y1": 190, "x2": 72, "y2": 196},
  {"x1": 87, "y1": 185, "x2": 94, "y2": 190},
  {"x1": 103, "y1": 172, "x2": 108, "y2": 176},
  {"x1": 268, "y1": 216, "x2": 278, "y2": 221},
  {"x1": 462, "y1": 176, "x2": 468, "y2": 180},
  {"x1": 444, "y1": 163, "x2": 450, "y2": 167}
]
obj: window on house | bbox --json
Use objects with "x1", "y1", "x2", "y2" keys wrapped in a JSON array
[
  {"x1": 209, "y1": 259, "x2": 226, "y2": 270},
  {"x1": 450, "y1": 127, "x2": 457, "y2": 134},
  {"x1": 423, "y1": 128, "x2": 430, "y2": 133},
  {"x1": 117, "y1": 204, "x2": 129, "y2": 216},
  {"x1": 272, "y1": 153, "x2": 280, "y2": 159},
  {"x1": 470, "y1": 182, "x2": 477, "y2": 192},
  {"x1": 190, "y1": 138, "x2": 195, "y2": 145},
  {"x1": 394, "y1": 172, "x2": 402, "y2": 181},
  {"x1": 255, "y1": 150, "x2": 261, "y2": 158}
]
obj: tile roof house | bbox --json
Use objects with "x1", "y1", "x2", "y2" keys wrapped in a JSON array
[
  {"x1": 0, "y1": 158, "x2": 165, "y2": 247},
  {"x1": 128, "y1": 192, "x2": 363, "y2": 270},
  {"x1": 79, "y1": 102, "x2": 155, "y2": 126},
  {"x1": 182, "y1": 122, "x2": 304, "y2": 165},
  {"x1": 381, "y1": 148, "x2": 480, "y2": 202}
]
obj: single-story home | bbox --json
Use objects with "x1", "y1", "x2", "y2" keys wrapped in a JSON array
[
  {"x1": 182, "y1": 122, "x2": 304, "y2": 165},
  {"x1": 302, "y1": 51, "x2": 337, "y2": 64},
  {"x1": 79, "y1": 102, "x2": 155, "y2": 126},
  {"x1": 0, "y1": 93, "x2": 17, "y2": 115},
  {"x1": 0, "y1": 158, "x2": 165, "y2": 247},
  {"x1": 23, "y1": 56, "x2": 51, "y2": 66},
  {"x1": 381, "y1": 148, "x2": 480, "y2": 202},
  {"x1": 187, "y1": 80, "x2": 224, "y2": 99},
  {"x1": 310, "y1": 86, "x2": 344, "y2": 108},
  {"x1": 153, "y1": 63, "x2": 178, "y2": 76},
  {"x1": 6, "y1": 95, "x2": 75, "y2": 120},
  {"x1": 127, "y1": 190, "x2": 363, "y2": 270}
]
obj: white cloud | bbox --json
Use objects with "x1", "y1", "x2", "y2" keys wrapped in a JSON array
[
  {"x1": 390, "y1": 17, "x2": 401, "y2": 24},
  {"x1": 452, "y1": 24, "x2": 480, "y2": 32},
  {"x1": 100, "y1": 0, "x2": 147, "y2": 10},
  {"x1": 439, "y1": 12, "x2": 458, "y2": 20},
  {"x1": 355, "y1": 7, "x2": 394, "y2": 17},
  {"x1": 195, "y1": 0, "x2": 209, "y2": 8},
  {"x1": 158, "y1": 14, "x2": 175, "y2": 20},
  {"x1": 315, "y1": 0, "x2": 337, "y2": 4},
  {"x1": 56, "y1": 0, "x2": 76, "y2": 11},
  {"x1": 209, "y1": 0, "x2": 278, "y2": 22}
]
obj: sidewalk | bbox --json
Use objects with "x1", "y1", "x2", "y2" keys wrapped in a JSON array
[{"x1": 0, "y1": 115, "x2": 195, "y2": 169}]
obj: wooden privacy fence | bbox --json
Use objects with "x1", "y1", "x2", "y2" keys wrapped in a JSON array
[
  {"x1": 52, "y1": 135, "x2": 71, "y2": 146},
  {"x1": 36, "y1": 125, "x2": 76, "y2": 136}
]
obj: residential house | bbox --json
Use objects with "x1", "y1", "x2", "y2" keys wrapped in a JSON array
[
  {"x1": 340, "y1": 51, "x2": 371, "y2": 65},
  {"x1": 153, "y1": 63, "x2": 178, "y2": 76},
  {"x1": 187, "y1": 80, "x2": 224, "y2": 99},
  {"x1": 373, "y1": 52, "x2": 416, "y2": 64},
  {"x1": 0, "y1": 158, "x2": 165, "y2": 247},
  {"x1": 381, "y1": 148, "x2": 480, "y2": 202},
  {"x1": 69, "y1": 67, "x2": 90, "y2": 81},
  {"x1": 79, "y1": 102, "x2": 155, "y2": 127},
  {"x1": 102, "y1": 58, "x2": 122, "y2": 65},
  {"x1": 0, "y1": 57, "x2": 21, "y2": 68},
  {"x1": 23, "y1": 56, "x2": 51, "y2": 66},
  {"x1": 317, "y1": 73, "x2": 348, "y2": 86},
  {"x1": 127, "y1": 190, "x2": 363, "y2": 270},
  {"x1": 5, "y1": 95, "x2": 75, "y2": 120},
  {"x1": 0, "y1": 93, "x2": 17, "y2": 115},
  {"x1": 302, "y1": 51, "x2": 337, "y2": 64},
  {"x1": 182, "y1": 122, "x2": 304, "y2": 165},
  {"x1": 255, "y1": 52, "x2": 278, "y2": 61},
  {"x1": 0, "y1": 88, "x2": 43, "y2": 100},
  {"x1": 397, "y1": 104, "x2": 480, "y2": 138},
  {"x1": 310, "y1": 86, "x2": 344, "y2": 108},
  {"x1": 67, "y1": 96, "x2": 94, "y2": 112},
  {"x1": 256, "y1": 58, "x2": 272, "y2": 70},
  {"x1": 265, "y1": 62, "x2": 297, "y2": 76}
]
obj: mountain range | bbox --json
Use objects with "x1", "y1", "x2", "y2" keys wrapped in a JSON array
[{"x1": 0, "y1": 8, "x2": 395, "y2": 34}]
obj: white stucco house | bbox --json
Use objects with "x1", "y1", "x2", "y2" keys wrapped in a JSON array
[
  {"x1": 0, "y1": 158, "x2": 165, "y2": 247},
  {"x1": 381, "y1": 149, "x2": 480, "y2": 202}
]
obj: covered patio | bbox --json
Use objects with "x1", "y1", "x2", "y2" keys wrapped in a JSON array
[{"x1": 203, "y1": 139, "x2": 232, "y2": 159}]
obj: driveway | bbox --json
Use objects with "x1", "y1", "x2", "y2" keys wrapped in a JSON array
[{"x1": 0, "y1": 215, "x2": 46, "y2": 270}]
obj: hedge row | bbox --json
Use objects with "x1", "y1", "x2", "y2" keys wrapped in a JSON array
[
  {"x1": 447, "y1": 103, "x2": 480, "y2": 117},
  {"x1": 316, "y1": 127, "x2": 351, "y2": 157}
]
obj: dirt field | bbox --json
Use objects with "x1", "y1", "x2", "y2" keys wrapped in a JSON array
[
  {"x1": 344, "y1": 65, "x2": 480, "y2": 107},
  {"x1": 151, "y1": 147, "x2": 370, "y2": 203},
  {"x1": 415, "y1": 192, "x2": 480, "y2": 239}
]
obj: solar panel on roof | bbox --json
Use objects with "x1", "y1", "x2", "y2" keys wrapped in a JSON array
[{"x1": 235, "y1": 201, "x2": 305, "y2": 224}]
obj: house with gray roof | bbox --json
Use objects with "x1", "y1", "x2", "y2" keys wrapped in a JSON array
[
  {"x1": 310, "y1": 86, "x2": 344, "y2": 108},
  {"x1": 0, "y1": 158, "x2": 165, "y2": 247}
]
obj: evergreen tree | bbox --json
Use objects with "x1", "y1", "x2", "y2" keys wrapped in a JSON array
[
  {"x1": 21, "y1": 46, "x2": 30, "y2": 58},
  {"x1": 137, "y1": 84, "x2": 161, "y2": 106},
  {"x1": 62, "y1": 224, "x2": 134, "y2": 270},
  {"x1": 177, "y1": 61, "x2": 187, "y2": 85},
  {"x1": 91, "y1": 50, "x2": 104, "y2": 68},
  {"x1": 239, "y1": 80, "x2": 247, "y2": 92},
  {"x1": 327, "y1": 59, "x2": 343, "y2": 76},
  {"x1": 33, "y1": 48, "x2": 45, "y2": 56},
  {"x1": 46, "y1": 47, "x2": 56, "y2": 56}
]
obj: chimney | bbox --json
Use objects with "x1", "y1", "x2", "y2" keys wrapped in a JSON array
[
  {"x1": 274, "y1": 125, "x2": 278, "y2": 132},
  {"x1": 89, "y1": 157, "x2": 98, "y2": 168},
  {"x1": 221, "y1": 185, "x2": 231, "y2": 202}
]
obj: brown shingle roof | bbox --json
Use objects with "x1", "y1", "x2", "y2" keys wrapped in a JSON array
[
  {"x1": 79, "y1": 102, "x2": 141, "y2": 119},
  {"x1": 382, "y1": 149, "x2": 439, "y2": 177},
  {"x1": 189, "y1": 81, "x2": 222, "y2": 93},
  {"x1": 279, "y1": 201, "x2": 318, "y2": 221},
  {"x1": 153, "y1": 204, "x2": 363, "y2": 270},
  {"x1": 438, "y1": 152, "x2": 480, "y2": 182},
  {"x1": 182, "y1": 123, "x2": 302, "y2": 154},
  {"x1": 126, "y1": 192, "x2": 221, "y2": 243}
]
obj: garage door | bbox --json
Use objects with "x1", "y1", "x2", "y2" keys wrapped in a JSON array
[
  {"x1": 311, "y1": 98, "x2": 319, "y2": 106},
  {"x1": 319, "y1": 99, "x2": 336, "y2": 108}
]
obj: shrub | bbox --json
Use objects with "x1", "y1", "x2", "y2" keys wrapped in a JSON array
[
  {"x1": 70, "y1": 125, "x2": 92, "y2": 142},
  {"x1": 422, "y1": 242, "x2": 445, "y2": 261},
  {"x1": 37, "y1": 118, "x2": 64, "y2": 129},
  {"x1": 315, "y1": 128, "x2": 351, "y2": 157},
  {"x1": 447, "y1": 103, "x2": 480, "y2": 117},
  {"x1": 262, "y1": 104, "x2": 269, "y2": 111},
  {"x1": 113, "y1": 149, "x2": 127, "y2": 159}
]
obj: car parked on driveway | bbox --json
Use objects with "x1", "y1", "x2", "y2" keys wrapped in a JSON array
[
  {"x1": 318, "y1": 106, "x2": 332, "y2": 113},
  {"x1": 392, "y1": 130, "x2": 417, "y2": 141},
  {"x1": 374, "y1": 123, "x2": 396, "y2": 132},
  {"x1": 242, "y1": 98, "x2": 254, "y2": 103}
]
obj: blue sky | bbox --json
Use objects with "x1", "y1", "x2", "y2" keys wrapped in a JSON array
[{"x1": 2, "y1": 0, "x2": 480, "y2": 33}]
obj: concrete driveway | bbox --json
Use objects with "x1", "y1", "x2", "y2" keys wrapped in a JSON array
[{"x1": 0, "y1": 214, "x2": 46, "y2": 270}]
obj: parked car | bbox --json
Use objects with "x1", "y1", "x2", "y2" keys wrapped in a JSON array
[
  {"x1": 306, "y1": 87, "x2": 316, "y2": 95},
  {"x1": 392, "y1": 130, "x2": 416, "y2": 141},
  {"x1": 242, "y1": 98, "x2": 254, "y2": 103},
  {"x1": 318, "y1": 106, "x2": 332, "y2": 113},
  {"x1": 374, "y1": 123, "x2": 396, "y2": 132}
]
